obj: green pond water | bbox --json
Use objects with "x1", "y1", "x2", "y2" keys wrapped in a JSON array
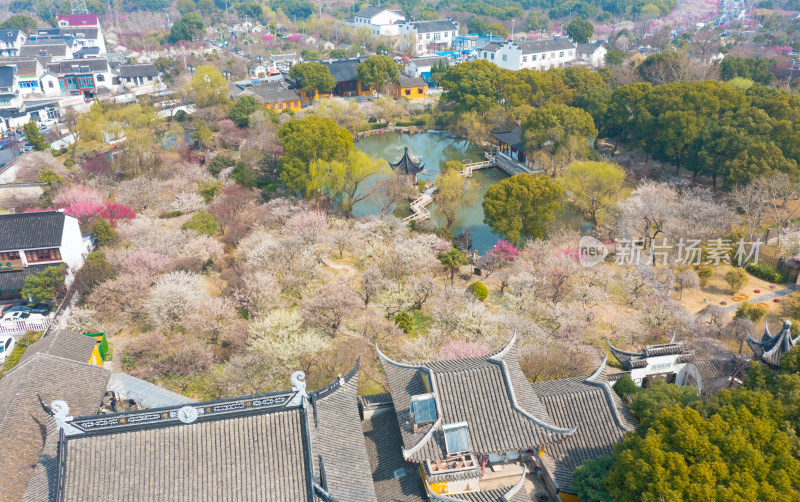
[{"x1": 354, "y1": 132, "x2": 589, "y2": 254}]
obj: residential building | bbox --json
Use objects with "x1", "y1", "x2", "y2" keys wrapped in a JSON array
[
  {"x1": 117, "y1": 63, "x2": 158, "y2": 87},
  {"x1": 56, "y1": 13, "x2": 100, "y2": 28},
  {"x1": 0, "y1": 211, "x2": 90, "y2": 299},
  {"x1": 399, "y1": 19, "x2": 459, "y2": 55},
  {"x1": 319, "y1": 57, "x2": 374, "y2": 96},
  {"x1": 404, "y1": 55, "x2": 449, "y2": 81},
  {"x1": 0, "y1": 58, "x2": 43, "y2": 96},
  {"x1": 238, "y1": 81, "x2": 302, "y2": 111},
  {"x1": 680, "y1": 354, "x2": 752, "y2": 396},
  {"x1": 0, "y1": 100, "x2": 60, "y2": 131},
  {"x1": 27, "y1": 363, "x2": 379, "y2": 502},
  {"x1": 37, "y1": 26, "x2": 107, "y2": 55},
  {"x1": 20, "y1": 43, "x2": 71, "y2": 61},
  {"x1": 576, "y1": 43, "x2": 607, "y2": 68},
  {"x1": 376, "y1": 336, "x2": 635, "y2": 501},
  {"x1": 0, "y1": 329, "x2": 109, "y2": 502},
  {"x1": 391, "y1": 75, "x2": 428, "y2": 99},
  {"x1": 0, "y1": 29, "x2": 25, "y2": 57},
  {"x1": 0, "y1": 65, "x2": 22, "y2": 109},
  {"x1": 478, "y1": 39, "x2": 576, "y2": 71},
  {"x1": 47, "y1": 57, "x2": 114, "y2": 97},
  {"x1": 352, "y1": 7, "x2": 406, "y2": 36},
  {"x1": 39, "y1": 71, "x2": 60, "y2": 97}
]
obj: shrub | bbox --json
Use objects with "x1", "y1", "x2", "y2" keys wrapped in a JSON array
[
  {"x1": 230, "y1": 162, "x2": 260, "y2": 188},
  {"x1": 745, "y1": 262, "x2": 786, "y2": 283},
  {"x1": 393, "y1": 311, "x2": 414, "y2": 333},
  {"x1": 724, "y1": 268, "x2": 748, "y2": 293},
  {"x1": 198, "y1": 179, "x2": 223, "y2": 203},
  {"x1": 466, "y1": 281, "x2": 488, "y2": 301},
  {"x1": 735, "y1": 301, "x2": 768, "y2": 324},
  {"x1": 207, "y1": 154, "x2": 235, "y2": 176},
  {"x1": 91, "y1": 219, "x2": 118, "y2": 246},
  {"x1": 72, "y1": 251, "x2": 115, "y2": 296},
  {"x1": 0, "y1": 330, "x2": 42, "y2": 378},
  {"x1": 612, "y1": 374, "x2": 639, "y2": 401},
  {"x1": 786, "y1": 293, "x2": 800, "y2": 321},
  {"x1": 21, "y1": 264, "x2": 67, "y2": 305},
  {"x1": 694, "y1": 263, "x2": 714, "y2": 286},
  {"x1": 182, "y1": 211, "x2": 219, "y2": 236}
]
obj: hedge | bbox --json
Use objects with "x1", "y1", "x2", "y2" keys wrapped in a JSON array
[
  {"x1": 745, "y1": 262, "x2": 787, "y2": 283},
  {"x1": 0, "y1": 330, "x2": 43, "y2": 380},
  {"x1": 467, "y1": 281, "x2": 489, "y2": 301}
]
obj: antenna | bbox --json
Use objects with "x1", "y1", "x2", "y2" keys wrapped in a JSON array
[{"x1": 71, "y1": 0, "x2": 90, "y2": 15}]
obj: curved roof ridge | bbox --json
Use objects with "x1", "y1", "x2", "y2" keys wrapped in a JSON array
[
  {"x1": 606, "y1": 340, "x2": 642, "y2": 358},
  {"x1": 487, "y1": 332, "x2": 517, "y2": 362},
  {"x1": 501, "y1": 465, "x2": 528, "y2": 501},
  {"x1": 309, "y1": 357, "x2": 360, "y2": 400},
  {"x1": 490, "y1": 350, "x2": 577, "y2": 436},
  {"x1": 401, "y1": 417, "x2": 441, "y2": 460},
  {"x1": 582, "y1": 354, "x2": 634, "y2": 432},
  {"x1": 375, "y1": 344, "x2": 426, "y2": 370}
]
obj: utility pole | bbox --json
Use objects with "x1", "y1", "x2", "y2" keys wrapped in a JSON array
[{"x1": 788, "y1": 58, "x2": 799, "y2": 89}]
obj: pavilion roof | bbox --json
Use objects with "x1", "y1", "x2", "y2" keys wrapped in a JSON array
[
  {"x1": 747, "y1": 320, "x2": 800, "y2": 368},
  {"x1": 390, "y1": 146, "x2": 424, "y2": 176},
  {"x1": 607, "y1": 337, "x2": 693, "y2": 370}
]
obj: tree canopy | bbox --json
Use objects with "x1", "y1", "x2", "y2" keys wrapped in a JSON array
[
  {"x1": 169, "y1": 12, "x2": 204, "y2": 43},
  {"x1": 355, "y1": 55, "x2": 400, "y2": 92},
  {"x1": 0, "y1": 15, "x2": 37, "y2": 33},
  {"x1": 189, "y1": 65, "x2": 229, "y2": 108},
  {"x1": 288, "y1": 62, "x2": 336, "y2": 96},
  {"x1": 558, "y1": 160, "x2": 625, "y2": 225},
  {"x1": 229, "y1": 96, "x2": 261, "y2": 127},
  {"x1": 482, "y1": 174, "x2": 564, "y2": 245},
  {"x1": 565, "y1": 18, "x2": 594, "y2": 43}
]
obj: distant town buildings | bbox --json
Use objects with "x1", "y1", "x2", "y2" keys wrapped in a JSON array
[
  {"x1": 399, "y1": 18, "x2": 460, "y2": 55},
  {"x1": 352, "y1": 6, "x2": 406, "y2": 36}
]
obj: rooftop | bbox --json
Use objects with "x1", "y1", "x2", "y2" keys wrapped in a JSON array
[
  {"x1": 608, "y1": 338, "x2": 693, "y2": 370},
  {"x1": 118, "y1": 63, "x2": 158, "y2": 78},
  {"x1": 0, "y1": 211, "x2": 66, "y2": 252},
  {"x1": 378, "y1": 335, "x2": 576, "y2": 463},
  {"x1": 319, "y1": 57, "x2": 366, "y2": 83},
  {"x1": 747, "y1": 320, "x2": 799, "y2": 368},
  {"x1": 409, "y1": 19, "x2": 458, "y2": 34},
  {"x1": 390, "y1": 147, "x2": 424, "y2": 176},
  {"x1": 512, "y1": 39, "x2": 575, "y2": 54},
  {"x1": 46, "y1": 363, "x2": 377, "y2": 502},
  {"x1": 491, "y1": 126, "x2": 524, "y2": 152},
  {"x1": 56, "y1": 14, "x2": 100, "y2": 27},
  {"x1": 239, "y1": 81, "x2": 300, "y2": 104}
]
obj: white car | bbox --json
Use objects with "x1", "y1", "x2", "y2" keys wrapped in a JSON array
[
  {"x1": 0, "y1": 335, "x2": 16, "y2": 364},
  {"x1": 0, "y1": 312, "x2": 45, "y2": 324}
]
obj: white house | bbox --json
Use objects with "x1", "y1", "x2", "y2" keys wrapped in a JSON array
[
  {"x1": 117, "y1": 63, "x2": 159, "y2": 88},
  {"x1": 0, "y1": 65, "x2": 22, "y2": 110},
  {"x1": 404, "y1": 55, "x2": 449, "y2": 81},
  {"x1": 399, "y1": 18, "x2": 459, "y2": 55},
  {"x1": 0, "y1": 59, "x2": 42, "y2": 96},
  {"x1": 478, "y1": 38, "x2": 576, "y2": 71},
  {"x1": 40, "y1": 72, "x2": 60, "y2": 97},
  {"x1": 609, "y1": 340, "x2": 695, "y2": 387},
  {"x1": 576, "y1": 43, "x2": 607, "y2": 68},
  {"x1": 0, "y1": 210, "x2": 91, "y2": 299},
  {"x1": 0, "y1": 30, "x2": 25, "y2": 57},
  {"x1": 352, "y1": 7, "x2": 406, "y2": 36},
  {"x1": 46, "y1": 58, "x2": 116, "y2": 97}
]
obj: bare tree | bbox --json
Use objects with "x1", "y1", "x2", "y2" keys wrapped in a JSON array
[
  {"x1": 730, "y1": 183, "x2": 767, "y2": 240},
  {"x1": 370, "y1": 174, "x2": 414, "y2": 218},
  {"x1": 755, "y1": 173, "x2": 800, "y2": 254},
  {"x1": 727, "y1": 317, "x2": 755, "y2": 354},
  {"x1": 300, "y1": 280, "x2": 362, "y2": 336},
  {"x1": 676, "y1": 269, "x2": 700, "y2": 299}
]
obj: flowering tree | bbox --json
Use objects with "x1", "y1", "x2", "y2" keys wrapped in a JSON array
[
  {"x1": 481, "y1": 240, "x2": 519, "y2": 278},
  {"x1": 289, "y1": 209, "x2": 329, "y2": 244},
  {"x1": 300, "y1": 281, "x2": 361, "y2": 336},
  {"x1": 438, "y1": 339, "x2": 490, "y2": 360},
  {"x1": 145, "y1": 271, "x2": 209, "y2": 330},
  {"x1": 120, "y1": 249, "x2": 173, "y2": 276},
  {"x1": 248, "y1": 309, "x2": 329, "y2": 366},
  {"x1": 54, "y1": 184, "x2": 105, "y2": 208}
]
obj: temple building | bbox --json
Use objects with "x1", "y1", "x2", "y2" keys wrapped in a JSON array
[
  {"x1": 747, "y1": 320, "x2": 799, "y2": 369},
  {"x1": 390, "y1": 146, "x2": 424, "y2": 183},
  {"x1": 376, "y1": 336, "x2": 634, "y2": 501},
  {"x1": 25, "y1": 363, "x2": 377, "y2": 502},
  {"x1": 608, "y1": 337, "x2": 695, "y2": 387},
  {"x1": 491, "y1": 127, "x2": 526, "y2": 165}
]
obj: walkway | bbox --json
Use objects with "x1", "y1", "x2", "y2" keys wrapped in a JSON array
[
  {"x1": 403, "y1": 188, "x2": 436, "y2": 223},
  {"x1": 721, "y1": 284, "x2": 799, "y2": 313}
]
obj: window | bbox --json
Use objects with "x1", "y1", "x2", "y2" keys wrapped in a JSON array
[
  {"x1": 559, "y1": 51, "x2": 564, "y2": 57},
  {"x1": 393, "y1": 468, "x2": 406, "y2": 479},
  {"x1": 522, "y1": 56, "x2": 527, "y2": 62},
  {"x1": 443, "y1": 422, "x2": 470, "y2": 454},
  {"x1": 0, "y1": 251, "x2": 20, "y2": 261},
  {"x1": 426, "y1": 33, "x2": 430, "y2": 39},
  {"x1": 417, "y1": 87, "x2": 424, "y2": 93},
  {"x1": 532, "y1": 54, "x2": 537, "y2": 61},
  {"x1": 490, "y1": 53, "x2": 494, "y2": 60},
  {"x1": 483, "y1": 52, "x2": 487, "y2": 58},
  {"x1": 569, "y1": 50, "x2": 573, "y2": 56},
  {"x1": 550, "y1": 52, "x2": 555, "y2": 59},
  {"x1": 651, "y1": 362, "x2": 672, "y2": 371},
  {"x1": 405, "y1": 89, "x2": 411, "y2": 96},
  {"x1": 96, "y1": 73, "x2": 104, "y2": 82},
  {"x1": 25, "y1": 248, "x2": 61, "y2": 263},
  {"x1": 411, "y1": 393, "x2": 437, "y2": 424},
  {"x1": 0, "y1": 99, "x2": 9, "y2": 105},
  {"x1": 48, "y1": 81, "x2": 54, "y2": 88},
  {"x1": 502, "y1": 54, "x2": 507, "y2": 61}
]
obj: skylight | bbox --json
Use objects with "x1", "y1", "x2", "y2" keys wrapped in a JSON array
[
  {"x1": 410, "y1": 393, "x2": 436, "y2": 424},
  {"x1": 443, "y1": 422, "x2": 470, "y2": 455}
]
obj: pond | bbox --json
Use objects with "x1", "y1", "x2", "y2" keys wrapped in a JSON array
[
  {"x1": 354, "y1": 131, "x2": 591, "y2": 254},
  {"x1": 354, "y1": 131, "x2": 509, "y2": 254}
]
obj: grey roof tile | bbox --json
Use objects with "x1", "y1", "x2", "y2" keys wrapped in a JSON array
[
  {"x1": 0, "y1": 211, "x2": 66, "y2": 251},
  {"x1": 19, "y1": 329, "x2": 98, "y2": 366}
]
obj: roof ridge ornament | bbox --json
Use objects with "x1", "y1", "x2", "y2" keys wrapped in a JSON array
[
  {"x1": 288, "y1": 370, "x2": 307, "y2": 406},
  {"x1": 50, "y1": 399, "x2": 83, "y2": 435}
]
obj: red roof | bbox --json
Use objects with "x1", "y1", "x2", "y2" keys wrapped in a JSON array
[{"x1": 57, "y1": 14, "x2": 99, "y2": 26}]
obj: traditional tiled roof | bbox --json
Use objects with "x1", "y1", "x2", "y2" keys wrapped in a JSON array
[
  {"x1": 378, "y1": 335, "x2": 576, "y2": 463},
  {"x1": 0, "y1": 211, "x2": 66, "y2": 251},
  {"x1": 18, "y1": 329, "x2": 98, "y2": 366},
  {"x1": 390, "y1": 147, "x2": 424, "y2": 176},
  {"x1": 240, "y1": 81, "x2": 301, "y2": 104},
  {"x1": 0, "y1": 353, "x2": 109, "y2": 502},
  {"x1": 22, "y1": 416, "x2": 60, "y2": 502},
  {"x1": 409, "y1": 20, "x2": 458, "y2": 34},
  {"x1": 355, "y1": 6, "x2": 400, "y2": 18},
  {"x1": 0, "y1": 29, "x2": 21, "y2": 43},
  {"x1": 20, "y1": 44, "x2": 67, "y2": 57},
  {"x1": 363, "y1": 405, "x2": 427, "y2": 501},
  {"x1": 47, "y1": 363, "x2": 376, "y2": 502},
  {"x1": 747, "y1": 320, "x2": 799, "y2": 368},
  {"x1": 72, "y1": 46, "x2": 100, "y2": 58},
  {"x1": 491, "y1": 126, "x2": 524, "y2": 152},
  {"x1": 397, "y1": 75, "x2": 427, "y2": 88},
  {"x1": 118, "y1": 63, "x2": 157, "y2": 78},
  {"x1": 0, "y1": 64, "x2": 13, "y2": 87},
  {"x1": 692, "y1": 354, "x2": 753, "y2": 395},
  {"x1": 531, "y1": 356, "x2": 636, "y2": 494},
  {"x1": 479, "y1": 42, "x2": 501, "y2": 52},
  {"x1": 409, "y1": 56, "x2": 449, "y2": 68},
  {"x1": 319, "y1": 57, "x2": 365, "y2": 83},
  {"x1": 425, "y1": 468, "x2": 529, "y2": 502},
  {"x1": 514, "y1": 39, "x2": 574, "y2": 54},
  {"x1": 106, "y1": 372, "x2": 196, "y2": 408},
  {"x1": 608, "y1": 339, "x2": 693, "y2": 371},
  {"x1": 47, "y1": 57, "x2": 109, "y2": 74},
  {"x1": 576, "y1": 43, "x2": 603, "y2": 54}
]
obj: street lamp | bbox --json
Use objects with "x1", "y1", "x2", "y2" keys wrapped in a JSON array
[{"x1": 222, "y1": 70, "x2": 231, "y2": 81}]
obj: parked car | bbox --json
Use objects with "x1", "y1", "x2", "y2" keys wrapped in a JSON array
[
  {"x1": 2, "y1": 303, "x2": 52, "y2": 315},
  {"x1": 0, "y1": 335, "x2": 16, "y2": 364},
  {"x1": 0, "y1": 311, "x2": 45, "y2": 323}
]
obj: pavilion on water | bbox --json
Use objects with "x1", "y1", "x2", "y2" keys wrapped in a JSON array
[{"x1": 390, "y1": 147, "x2": 424, "y2": 183}]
